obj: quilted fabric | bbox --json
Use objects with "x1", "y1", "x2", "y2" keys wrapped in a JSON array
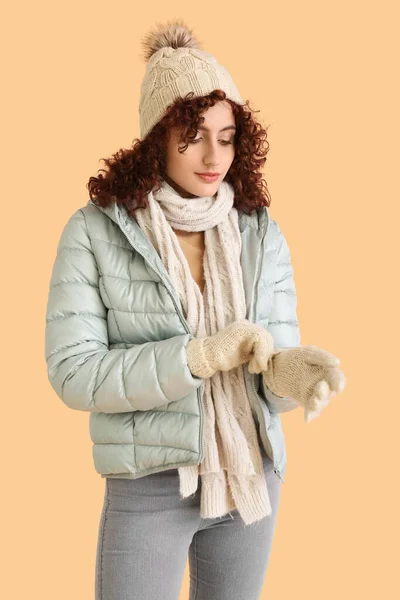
[{"x1": 44, "y1": 197, "x2": 301, "y2": 482}]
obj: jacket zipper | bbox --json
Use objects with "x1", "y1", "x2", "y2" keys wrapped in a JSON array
[
  {"x1": 115, "y1": 213, "x2": 205, "y2": 463},
  {"x1": 249, "y1": 216, "x2": 285, "y2": 484},
  {"x1": 250, "y1": 375, "x2": 284, "y2": 482}
]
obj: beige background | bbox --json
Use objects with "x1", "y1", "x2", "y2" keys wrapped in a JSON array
[{"x1": 2, "y1": 1, "x2": 399, "y2": 598}]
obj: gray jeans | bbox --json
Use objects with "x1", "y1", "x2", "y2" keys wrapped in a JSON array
[{"x1": 95, "y1": 449, "x2": 282, "y2": 600}]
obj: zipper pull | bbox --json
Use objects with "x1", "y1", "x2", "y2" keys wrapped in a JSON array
[{"x1": 274, "y1": 468, "x2": 285, "y2": 483}]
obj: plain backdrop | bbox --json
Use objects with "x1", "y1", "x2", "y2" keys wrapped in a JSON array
[{"x1": 2, "y1": 1, "x2": 399, "y2": 598}]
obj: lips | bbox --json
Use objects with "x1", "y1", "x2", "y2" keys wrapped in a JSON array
[{"x1": 196, "y1": 173, "x2": 220, "y2": 182}]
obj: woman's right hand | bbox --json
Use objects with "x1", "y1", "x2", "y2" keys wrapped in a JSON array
[{"x1": 186, "y1": 319, "x2": 275, "y2": 379}]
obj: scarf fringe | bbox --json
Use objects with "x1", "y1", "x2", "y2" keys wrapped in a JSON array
[{"x1": 178, "y1": 468, "x2": 272, "y2": 526}]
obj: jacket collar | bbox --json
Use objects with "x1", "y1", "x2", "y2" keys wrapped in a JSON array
[{"x1": 86, "y1": 197, "x2": 269, "y2": 236}]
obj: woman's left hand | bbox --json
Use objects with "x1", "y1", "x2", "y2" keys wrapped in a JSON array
[
  {"x1": 262, "y1": 345, "x2": 347, "y2": 423},
  {"x1": 304, "y1": 382, "x2": 340, "y2": 423}
]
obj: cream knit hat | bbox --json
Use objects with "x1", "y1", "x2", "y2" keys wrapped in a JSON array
[{"x1": 139, "y1": 19, "x2": 244, "y2": 140}]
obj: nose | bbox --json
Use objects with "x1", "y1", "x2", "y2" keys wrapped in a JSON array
[{"x1": 203, "y1": 139, "x2": 222, "y2": 169}]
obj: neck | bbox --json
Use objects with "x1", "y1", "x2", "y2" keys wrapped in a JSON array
[{"x1": 161, "y1": 173, "x2": 199, "y2": 199}]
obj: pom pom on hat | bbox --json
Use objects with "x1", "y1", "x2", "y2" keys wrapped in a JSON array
[{"x1": 141, "y1": 18, "x2": 202, "y2": 62}]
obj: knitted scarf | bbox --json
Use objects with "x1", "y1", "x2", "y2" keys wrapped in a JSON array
[{"x1": 134, "y1": 178, "x2": 272, "y2": 525}]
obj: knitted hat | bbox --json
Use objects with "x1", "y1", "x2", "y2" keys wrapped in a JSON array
[{"x1": 139, "y1": 19, "x2": 243, "y2": 140}]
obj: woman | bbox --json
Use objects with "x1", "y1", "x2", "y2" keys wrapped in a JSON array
[{"x1": 45, "y1": 20, "x2": 346, "y2": 600}]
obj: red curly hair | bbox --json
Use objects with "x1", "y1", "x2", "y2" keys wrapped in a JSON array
[{"x1": 87, "y1": 89, "x2": 272, "y2": 217}]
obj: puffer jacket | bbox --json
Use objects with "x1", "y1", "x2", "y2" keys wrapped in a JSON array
[{"x1": 44, "y1": 196, "x2": 301, "y2": 483}]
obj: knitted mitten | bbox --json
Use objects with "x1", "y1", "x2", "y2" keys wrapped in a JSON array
[
  {"x1": 186, "y1": 319, "x2": 275, "y2": 379},
  {"x1": 262, "y1": 345, "x2": 347, "y2": 423}
]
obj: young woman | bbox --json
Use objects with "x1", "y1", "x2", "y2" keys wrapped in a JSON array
[{"x1": 45, "y1": 20, "x2": 346, "y2": 600}]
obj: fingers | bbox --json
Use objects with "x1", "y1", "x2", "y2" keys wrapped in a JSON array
[
  {"x1": 336, "y1": 370, "x2": 346, "y2": 393},
  {"x1": 247, "y1": 345, "x2": 270, "y2": 373},
  {"x1": 313, "y1": 379, "x2": 331, "y2": 402},
  {"x1": 304, "y1": 372, "x2": 344, "y2": 422},
  {"x1": 248, "y1": 356, "x2": 261, "y2": 374},
  {"x1": 306, "y1": 379, "x2": 331, "y2": 413},
  {"x1": 304, "y1": 380, "x2": 333, "y2": 423},
  {"x1": 325, "y1": 366, "x2": 347, "y2": 393},
  {"x1": 304, "y1": 407, "x2": 323, "y2": 423},
  {"x1": 248, "y1": 330, "x2": 275, "y2": 373}
]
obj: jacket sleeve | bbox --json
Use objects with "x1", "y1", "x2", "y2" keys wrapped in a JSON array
[
  {"x1": 45, "y1": 209, "x2": 203, "y2": 413},
  {"x1": 260, "y1": 222, "x2": 302, "y2": 413}
]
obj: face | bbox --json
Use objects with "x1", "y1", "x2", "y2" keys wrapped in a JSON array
[{"x1": 164, "y1": 100, "x2": 236, "y2": 199}]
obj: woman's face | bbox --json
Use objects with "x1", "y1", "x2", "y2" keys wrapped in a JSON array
[{"x1": 164, "y1": 100, "x2": 236, "y2": 199}]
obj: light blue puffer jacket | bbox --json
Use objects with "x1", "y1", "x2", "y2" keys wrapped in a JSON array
[{"x1": 44, "y1": 197, "x2": 301, "y2": 483}]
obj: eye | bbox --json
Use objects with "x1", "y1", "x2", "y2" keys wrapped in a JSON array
[{"x1": 188, "y1": 138, "x2": 233, "y2": 145}]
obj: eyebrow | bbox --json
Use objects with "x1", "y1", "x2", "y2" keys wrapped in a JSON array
[{"x1": 197, "y1": 125, "x2": 236, "y2": 133}]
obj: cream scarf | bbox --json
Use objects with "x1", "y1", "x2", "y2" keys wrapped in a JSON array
[{"x1": 135, "y1": 178, "x2": 272, "y2": 525}]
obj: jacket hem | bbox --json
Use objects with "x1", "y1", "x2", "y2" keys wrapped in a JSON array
[{"x1": 100, "y1": 457, "x2": 202, "y2": 479}]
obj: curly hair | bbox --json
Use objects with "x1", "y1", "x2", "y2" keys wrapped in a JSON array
[{"x1": 87, "y1": 89, "x2": 272, "y2": 217}]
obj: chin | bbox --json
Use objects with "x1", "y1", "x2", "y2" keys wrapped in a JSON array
[{"x1": 192, "y1": 176, "x2": 220, "y2": 191}]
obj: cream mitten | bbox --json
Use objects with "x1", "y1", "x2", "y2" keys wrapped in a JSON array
[
  {"x1": 262, "y1": 345, "x2": 347, "y2": 423},
  {"x1": 186, "y1": 319, "x2": 275, "y2": 379}
]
